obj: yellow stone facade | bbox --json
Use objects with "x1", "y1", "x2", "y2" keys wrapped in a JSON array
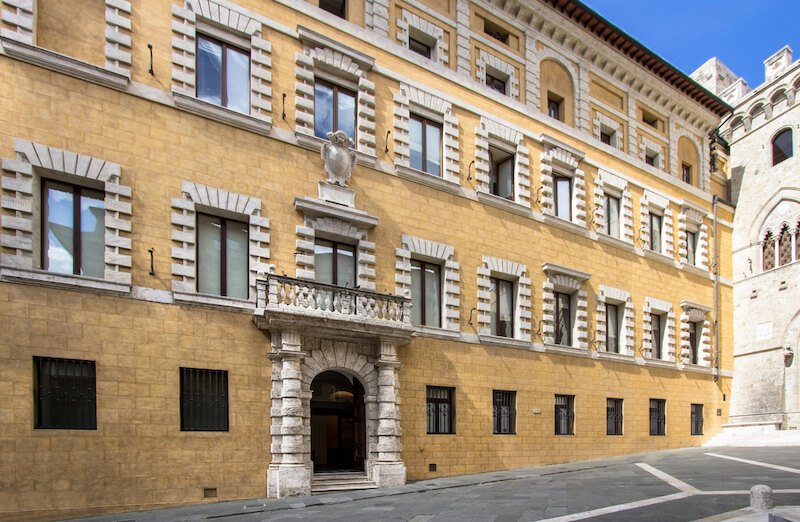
[{"x1": 0, "y1": 0, "x2": 734, "y2": 518}]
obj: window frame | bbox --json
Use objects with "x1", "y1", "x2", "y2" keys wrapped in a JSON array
[
  {"x1": 488, "y1": 144, "x2": 515, "y2": 200},
  {"x1": 688, "y1": 321, "x2": 700, "y2": 365},
  {"x1": 651, "y1": 312, "x2": 664, "y2": 359},
  {"x1": 691, "y1": 403, "x2": 704, "y2": 436},
  {"x1": 555, "y1": 291, "x2": 572, "y2": 346},
  {"x1": 314, "y1": 78, "x2": 357, "y2": 141},
  {"x1": 681, "y1": 163, "x2": 693, "y2": 185},
  {"x1": 314, "y1": 238, "x2": 357, "y2": 287},
  {"x1": 606, "y1": 302, "x2": 620, "y2": 353},
  {"x1": 772, "y1": 128, "x2": 793, "y2": 166},
  {"x1": 553, "y1": 174, "x2": 572, "y2": 221},
  {"x1": 426, "y1": 386, "x2": 455, "y2": 435},
  {"x1": 649, "y1": 212, "x2": 663, "y2": 253},
  {"x1": 409, "y1": 113, "x2": 443, "y2": 177},
  {"x1": 686, "y1": 230, "x2": 698, "y2": 266},
  {"x1": 490, "y1": 276, "x2": 515, "y2": 338},
  {"x1": 604, "y1": 193, "x2": 621, "y2": 238},
  {"x1": 411, "y1": 258, "x2": 442, "y2": 328},
  {"x1": 408, "y1": 35, "x2": 432, "y2": 59},
  {"x1": 180, "y1": 367, "x2": 230, "y2": 432},
  {"x1": 486, "y1": 71, "x2": 507, "y2": 95},
  {"x1": 195, "y1": 33, "x2": 251, "y2": 112},
  {"x1": 607, "y1": 398, "x2": 623, "y2": 436},
  {"x1": 600, "y1": 130, "x2": 613, "y2": 146},
  {"x1": 649, "y1": 398, "x2": 666, "y2": 436},
  {"x1": 196, "y1": 212, "x2": 250, "y2": 299},
  {"x1": 547, "y1": 93, "x2": 563, "y2": 121},
  {"x1": 492, "y1": 390, "x2": 516, "y2": 435},
  {"x1": 319, "y1": 0, "x2": 347, "y2": 19},
  {"x1": 34, "y1": 356, "x2": 97, "y2": 430},
  {"x1": 554, "y1": 394, "x2": 575, "y2": 436}
]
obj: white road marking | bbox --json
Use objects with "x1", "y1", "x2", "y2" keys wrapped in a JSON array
[
  {"x1": 705, "y1": 453, "x2": 800, "y2": 475},
  {"x1": 536, "y1": 492, "x2": 690, "y2": 522},
  {"x1": 636, "y1": 462, "x2": 701, "y2": 494}
]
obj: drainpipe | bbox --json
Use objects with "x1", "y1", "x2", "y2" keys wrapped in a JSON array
[{"x1": 713, "y1": 195, "x2": 720, "y2": 382}]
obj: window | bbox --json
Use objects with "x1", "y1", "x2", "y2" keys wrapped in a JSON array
[
  {"x1": 426, "y1": 386, "x2": 455, "y2": 434},
  {"x1": 651, "y1": 313, "x2": 664, "y2": 359},
  {"x1": 180, "y1": 367, "x2": 229, "y2": 431},
  {"x1": 42, "y1": 180, "x2": 105, "y2": 278},
  {"x1": 314, "y1": 79, "x2": 356, "y2": 141},
  {"x1": 483, "y1": 18, "x2": 509, "y2": 45},
  {"x1": 553, "y1": 175, "x2": 572, "y2": 221},
  {"x1": 411, "y1": 260, "x2": 441, "y2": 327},
  {"x1": 642, "y1": 110, "x2": 659, "y2": 129},
  {"x1": 649, "y1": 213, "x2": 663, "y2": 253},
  {"x1": 607, "y1": 398, "x2": 623, "y2": 436},
  {"x1": 493, "y1": 390, "x2": 516, "y2": 434},
  {"x1": 555, "y1": 291, "x2": 572, "y2": 346},
  {"x1": 409, "y1": 35, "x2": 432, "y2": 59},
  {"x1": 409, "y1": 114, "x2": 442, "y2": 176},
  {"x1": 645, "y1": 152, "x2": 658, "y2": 167},
  {"x1": 686, "y1": 230, "x2": 698, "y2": 266},
  {"x1": 197, "y1": 214, "x2": 249, "y2": 299},
  {"x1": 772, "y1": 129, "x2": 793, "y2": 166},
  {"x1": 319, "y1": 0, "x2": 346, "y2": 18},
  {"x1": 605, "y1": 194, "x2": 620, "y2": 238},
  {"x1": 682, "y1": 164, "x2": 693, "y2": 185},
  {"x1": 600, "y1": 130, "x2": 613, "y2": 146},
  {"x1": 547, "y1": 93, "x2": 563, "y2": 121},
  {"x1": 763, "y1": 231, "x2": 776, "y2": 271},
  {"x1": 489, "y1": 145, "x2": 514, "y2": 200},
  {"x1": 314, "y1": 239, "x2": 356, "y2": 287},
  {"x1": 606, "y1": 303, "x2": 620, "y2": 353},
  {"x1": 688, "y1": 321, "x2": 700, "y2": 364},
  {"x1": 649, "y1": 398, "x2": 666, "y2": 436},
  {"x1": 196, "y1": 34, "x2": 250, "y2": 114},
  {"x1": 554, "y1": 394, "x2": 575, "y2": 435},
  {"x1": 34, "y1": 357, "x2": 96, "y2": 430},
  {"x1": 691, "y1": 403, "x2": 704, "y2": 436},
  {"x1": 490, "y1": 277, "x2": 514, "y2": 337},
  {"x1": 779, "y1": 225, "x2": 792, "y2": 266},
  {"x1": 486, "y1": 72, "x2": 507, "y2": 95}
]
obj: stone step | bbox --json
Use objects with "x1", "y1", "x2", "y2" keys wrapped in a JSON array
[{"x1": 311, "y1": 472, "x2": 377, "y2": 494}]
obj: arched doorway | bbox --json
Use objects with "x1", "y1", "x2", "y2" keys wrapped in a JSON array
[{"x1": 310, "y1": 370, "x2": 366, "y2": 472}]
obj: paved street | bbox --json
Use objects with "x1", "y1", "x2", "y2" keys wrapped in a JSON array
[{"x1": 75, "y1": 447, "x2": 800, "y2": 522}]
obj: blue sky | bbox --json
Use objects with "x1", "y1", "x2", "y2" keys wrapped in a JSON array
[{"x1": 582, "y1": 0, "x2": 800, "y2": 90}]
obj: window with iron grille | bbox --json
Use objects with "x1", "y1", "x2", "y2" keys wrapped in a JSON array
[
  {"x1": 650, "y1": 398, "x2": 666, "y2": 436},
  {"x1": 426, "y1": 386, "x2": 455, "y2": 434},
  {"x1": 691, "y1": 403, "x2": 704, "y2": 435},
  {"x1": 34, "y1": 356, "x2": 97, "y2": 430},
  {"x1": 554, "y1": 394, "x2": 575, "y2": 435},
  {"x1": 180, "y1": 368, "x2": 229, "y2": 432},
  {"x1": 607, "y1": 398, "x2": 623, "y2": 436},
  {"x1": 493, "y1": 390, "x2": 516, "y2": 434}
]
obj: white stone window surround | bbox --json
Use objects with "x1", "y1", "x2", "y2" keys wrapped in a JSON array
[
  {"x1": 476, "y1": 256, "x2": 531, "y2": 341},
  {"x1": 540, "y1": 139, "x2": 588, "y2": 228},
  {"x1": 592, "y1": 112, "x2": 624, "y2": 151},
  {"x1": 0, "y1": 139, "x2": 132, "y2": 293},
  {"x1": 640, "y1": 190, "x2": 674, "y2": 258},
  {"x1": 295, "y1": 26, "x2": 377, "y2": 160},
  {"x1": 639, "y1": 134, "x2": 665, "y2": 170},
  {"x1": 643, "y1": 297, "x2": 676, "y2": 362},
  {"x1": 679, "y1": 300, "x2": 712, "y2": 367},
  {"x1": 678, "y1": 202, "x2": 709, "y2": 270},
  {"x1": 474, "y1": 117, "x2": 531, "y2": 208},
  {"x1": 526, "y1": 47, "x2": 586, "y2": 130},
  {"x1": 396, "y1": 8, "x2": 448, "y2": 67},
  {"x1": 592, "y1": 168, "x2": 634, "y2": 244},
  {"x1": 541, "y1": 263, "x2": 590, "y2": 349},
  {"x1": 395, "y1": 235, "x2": 460, "y2": 332},
  {"x1": 171, "y1": 0, "x2": 273, "y2": 134},
  {"x1": 392, "y1": 83, "x2": 460, "y2": 185},
  {"x1": 595, "y1": 285, "x2": 634, "y2": 355},
  {"x1": 171, "y1": 181, "x2": 271, "y2": 307},
  {"x1": 476, "y1": 49, "x2": 520, "y2": 100}
]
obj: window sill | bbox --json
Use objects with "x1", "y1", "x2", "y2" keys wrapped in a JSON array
[
  {"x1": 681, "y1": 263, "x2": 711, "y2": 278},
  {"x1": 542, "y1": 215, "x2": 592, "y2": 239},
  {"x1": 476, "y1": 191, "x2": 532, "y2": 217},
  {"x1": 1, "y1": 38, "x2": 130, "y2": 91},
  {"x1": 643, "y1": 357, "x2": 678, "y2": 370},
  {"x1": 544, "y1": 344, "x2": 592, "y2": 358},
  {"x1": 395, "y1": 165, "x2": 462, "y2": 195},
  {"x1": 643, "y1": 249, "x2": 680, "y2": 268},
  {"x1": 413, "y1": 325, "x2": 461, "y2": 340},
  {"x1": 595, "y1": 351, "x2": 637, "y2": 364},
  {"x1": 295, "y1": 132, "x2": 377, "y2": 167},
  {"x1": 597, "y1": 233, "x2": 638, "y2": 254},
  {"x1": 173, "y1": 291, "x2": 255, "y2": 312},
  {"x1": 477, "y1": 334, "x2": 532, "y2": 350},
  {"x1": 683, "y1": 362, "x2": 713, "y2": 374},
  {"x1": 0, "y1": 266, "x2": 130, "y2": 296},
  {"x1": 173, "y1": 91, "x2": 271, "y2": 137}
]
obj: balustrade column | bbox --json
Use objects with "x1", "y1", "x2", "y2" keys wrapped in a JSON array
[{"x1": 371, "y1": 339, "x2": 406, "y2": 488}]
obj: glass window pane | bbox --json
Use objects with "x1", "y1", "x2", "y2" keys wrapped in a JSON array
[
  {"x1": 607, "y1": 304, "x2": 618, "y2": 352},
  {"x1": 197, "y1": 36, "x2": 222, "y2": 105},
  {"x1": 499, "y1": 158, "x2": 514, "y2": 199},
  {"x1": 409, "y1": 117, "x2": 423, "y2": 171},
  {"x1": 425, "y1": 264, "x2": 440, "y2": 327},
  {"x1": 225, "y1": 46, "x2": 250, "y2": 113},
  {"x1": 651, "y1": 215, "x2": 662, "y2": 253},
  {"x1": 425, "y1": 123, "x2": 441, "y2": 176},
  {"x1": 499, "y1": 280, "x2": 513, "y2": 337},
  {"x1": 197, "y1": 214, "x2": 222, "y2": 296},
  {"x1": 337, "y1": 89, "x2": 356, "y2": 140},
  {"x1": 410, "y1": 261, "x2": 422, "y2": 325},
  {"x1": 687, "y1": 231, "x2": 696, "y2": 265},
  {"x1": 607, "y1": 196, "x2": 620, "y2": 238},
  {"x1": 773, "y1": 129, "x2": 793, "y2": 165},
  {"x1": 80, "y1": 190, "x2": 105, "y2": 278},
  {"x1": 225, "y1": 220, "x2": 248, "y2": 299},
  {"x1": 45, "y1": 184, "x2": 75, "y2": 274},
  {"x1": 314, "y1": 240, "x2": 334, "y2": 285},
  {"x1": 489, "y1": 278, "x2": 498, "y2": 335},
  {"x1": 336, "y1": 244, "x2": 356, "y2": 288},
  {"x1": 556, "y1": 177, "x2": 571, "y2": 220},
  {"x1": 314, "y1": 82, "x2": 333, "y2": 139}
]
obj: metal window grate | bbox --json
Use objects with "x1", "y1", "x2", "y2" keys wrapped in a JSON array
[
  {"x1": 555, "y1": 394, "x2": 575, "y2": 435},
  {"x1": 180, "y1": 368, "x2": 229, "y2": 432},
  {"x1": 426, "y1": 386, "x2": 455, "y2": 434},
  {"x1": 691, "y1": 403, "x2": 704, "y2": 435},
  {"x1": 607, "y1": 398, "x2": 623, "y2": 435},
  {"x1": 493, "y1": 390, "x2": 516, "y2": 434},
  {"x1": 650, "y1": 398, "x2": 666, "y2": 436},
  {"x1": 34, "y1": 356, "x2": 97, "y2": 430}
]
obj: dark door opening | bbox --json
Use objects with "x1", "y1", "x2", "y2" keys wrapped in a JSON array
[{"x1": 310, "y1": 370, "x2": 366, "y2": 473}]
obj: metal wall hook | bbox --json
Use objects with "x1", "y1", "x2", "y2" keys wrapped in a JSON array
[
  {"x1": 147, "y1": 44, "x2": 154, "y2": 76},
  {"x1": 467, "y1": 160, "x2": 475, "y2": 181},
  {"x1": 148, "y1": 248, "x2": 155, "y2": 275},
  {"x1": 384, "y1": 130, "x2": 391, "y2": 154}
]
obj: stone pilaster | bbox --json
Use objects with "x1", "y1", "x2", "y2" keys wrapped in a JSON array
[{"x1": 371, "y1": 340, "x2": 406, "y2": 488}]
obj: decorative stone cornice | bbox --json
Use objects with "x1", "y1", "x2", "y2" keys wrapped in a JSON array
[{"x1": 297, "y1": 26, "x2": 375, "y2": 70}]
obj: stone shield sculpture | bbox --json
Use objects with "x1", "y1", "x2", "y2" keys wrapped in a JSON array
[{"x1": 321, "y1": 130, "x2": 357, "y2": 187}]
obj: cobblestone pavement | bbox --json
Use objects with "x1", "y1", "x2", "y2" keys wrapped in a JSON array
[{"x1": 73, "y1": 447, "x2": 800, "y2": 522}]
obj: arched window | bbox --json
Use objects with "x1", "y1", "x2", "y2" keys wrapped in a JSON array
[
  {"x1": 779, "y1": 225, "x2": 792, "y2": 266},
  {"x1": 773, "y1": 129, "x2": 793, "y2": 165},
  {"x1": 763, "y1": 231, "x2": 776, "y2": 271}
]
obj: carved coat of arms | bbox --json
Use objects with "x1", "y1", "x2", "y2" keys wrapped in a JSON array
[{"x1": 321, "y1": 130, "x2": 357, "y2": 187}]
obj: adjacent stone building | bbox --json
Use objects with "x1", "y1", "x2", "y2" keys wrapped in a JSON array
[{"x1": 0, "y1": 0, "x2": 733, "y2": 518}]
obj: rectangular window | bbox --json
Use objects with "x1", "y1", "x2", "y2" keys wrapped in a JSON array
[
  {"x1": 555, "y1": 291, "x2": 572, "y2": 346},
  {"x1": 486, "y1": 72, "x2": 507, "y2": 95},
  {"x1": 411, "y1": 259, "x2": 441, "y2": 327},
  {"x1": 600, "y1": 130, "x2": 613, "y2": 145},
  {"x1": 483, "y1": 18, "x2": 509, "y2": 45},
  {"x1": 409, "y1": 35, "x2": 432, "y2": 59},
  {"x1": 43, "y1": 180, "x2": 105, "y2": 278},
  {"x1": 554, "y1": 394, "x2": 575, "y2": 435},
  {"x1": 314, "y1": 239, "x2": 356, "y2": 287},
  {"x1": 650, "y1": 398, "x2": 666, "y2": 436},
  {"x1": 314, "y1": 79, "x2": 356, "y2": 141},
  {"x1": 547, "y1": 93, "x2": 563, "y2": 121},
  {"x1": 606, "y1": 303, "x2": 620, "y2": 353},
  {"x1": 196, "y1": 34, "x2": 250, "y2": 114},
  {"x1": 651, "y1": 313, "x2": 664, "y2": 359},
  {"x1": 607, "y1": 398, "x2": 623, "y2": 436},
  {"x1": 34, "y1": 356, "x2": 97, "y2": 430},
  {"x1": 180, "y1": 367, "x2": 229, "y2": 432},
  {"x1": 197, "y1": 214, "x2": 249, "y2": 299},
  {"x1": 319, "y1": 0, "x2": 346, "y2": 18},
  {"x1": 649, "y1": 213, "x2": 663, "y2": 253},
  {"x1": 489, "y1": 146, "x2": 514, "y2": 200},
  {"x1": 689, "y1": 321, "x2": 700, "y2": 365},
  {"x1": 490, "y1": 277, "x2": 514, "y2": 338},
  {"x1": 691, "y1": 403, "x2": 704, "y2": 435},
  {"x1": 642, "y1": 110, "x2": 659, "y2": 128},
  {"x1": 682, "y1": 164, "x2": 693, "y2": 185},
  {"x1": 493, "y1": 390, "x2": 516, "y2": 434},
  {"x1": 554, "y1": 175, "x2": 572, "y2": 221},
  {"x1": 686, "y1": 231, "x2": 697, "y2": 266},
  {"x1": 645, "y1": 152, "x2": 658, "y2": 167},
  {"x1": 409, "y1": 114, "x2": 442, "y2": 176},
  {"x1": 426, "y1": 386, "x2": 455, "y2": 434},
  {"x1": 605, "y1": 194, "x2": 620, "y2": 238}
]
